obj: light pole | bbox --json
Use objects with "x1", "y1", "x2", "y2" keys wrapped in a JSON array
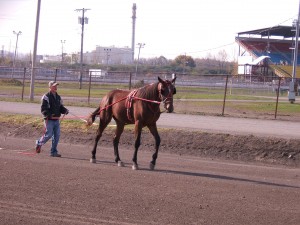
[
  {"x1": 289, "y1": 0, "x2": 300, "y2": 103},
  {"x1": 12, "y1": 30, "x2": 22, "y2": 78},
  {"x1": 135, "y1": 43, "x2": 145, "y2": 79},
  {"x1": 61, "y1": 40, "x2": 66, "y2": 64},
  {"x1": 75, "y1": 8, "x2": 90, "y2": 89},
  {"x1": 131, "y1": 3, "x2": 136, "y2": 63}
]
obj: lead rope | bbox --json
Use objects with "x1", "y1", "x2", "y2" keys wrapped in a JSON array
[
  {"x1": 2, "y1": 117, "x2": 44, "y2": 155},
  {"x1": 4, "y1": 117, "x2": 43, "y2": 141},
  {"x1": 18, "y1": 118, "x2": 48, "y2": 156},
  {"x1": 68, "y1": 111, "x2": 88, "y2": 123}
]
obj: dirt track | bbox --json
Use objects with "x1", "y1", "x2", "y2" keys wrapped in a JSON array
[
  {"x1": 0, "y1": 101, "x2": 300, "y2": 224},
  {"x1": 1, "y1": 135, "x2": 300, "y2": 225}
]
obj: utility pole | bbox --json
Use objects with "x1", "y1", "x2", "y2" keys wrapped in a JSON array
[
  {"x1": 12, "y1": 30, "x2": 22, "y2": 79},
  {"x1": 135, "y1": 43, "x2": 145, "y2": 79},
  {"x1": 104, "y1": 48, "x2": 111, "y2": 75},
  {"x1": 75, "y1": 8, "x2": 90, "y2": 89},
  {"x1": 1, "y1": 45, "x2": 4, "y2": 59},
  {"x1": 61, "y1": 40, "x2": 66, "y2": 64},
  {"x1": 131, "y1": 3, "x2": 136, "y2": 63},
  {"x1": 289, "y1": 0, "x2": 300, "y2": 103},
  {"x1": 29, "y1": 0, "x2": 41, "y2": 101}
]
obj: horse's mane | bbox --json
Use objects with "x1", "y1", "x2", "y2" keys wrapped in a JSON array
[{"x1": 137, "y1": 82, "x2": 159, "y2": 100}]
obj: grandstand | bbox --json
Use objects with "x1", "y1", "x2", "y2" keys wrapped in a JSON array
[{"x1": 235, "y1": 25, "x2": 300, "y2": 79}]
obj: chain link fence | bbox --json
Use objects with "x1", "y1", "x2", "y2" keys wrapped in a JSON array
[{"x1": 0, "y1": 66, "x2": 299, "y2": 121}]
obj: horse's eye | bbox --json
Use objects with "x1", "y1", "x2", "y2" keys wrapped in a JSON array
[{"x1": 173, "y1": 87, "x2": 176, "y2": 95}]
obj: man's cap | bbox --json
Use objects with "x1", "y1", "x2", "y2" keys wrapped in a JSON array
[{"x1": 49, "y1": 81, "x2": 59, "y2": 87}]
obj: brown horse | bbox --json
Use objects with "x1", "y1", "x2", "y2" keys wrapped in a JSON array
[{"x1": 86, "y1": 76, "x2": 176, "y2": 170}]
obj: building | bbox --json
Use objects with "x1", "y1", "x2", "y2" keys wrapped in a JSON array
[{"x1": 85, "y1": 46, "x2": 133, "y2": 65}]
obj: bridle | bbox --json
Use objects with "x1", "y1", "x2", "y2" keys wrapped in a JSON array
[{"x1": 158, "y1": 80, "x2": 176, "y2": 111}]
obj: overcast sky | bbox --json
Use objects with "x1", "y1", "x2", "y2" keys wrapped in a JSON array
[{"x1": 0, "y1": 0, "x2": 299, "y2": 60}]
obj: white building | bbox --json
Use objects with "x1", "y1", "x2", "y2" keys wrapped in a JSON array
[{"x1": 85, "y1": 46, "x2": 133, "y2": 65}]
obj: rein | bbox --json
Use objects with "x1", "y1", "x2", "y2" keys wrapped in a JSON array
[
  {"x1": 95, "y1": 93, "x2": 162, "y2": 115},
  {"x1": 95, "y1": 96, "x2": 127, "y2": 115},
  {"x1": 131, "y1": 96, "x2": 161, "y2": 104}
]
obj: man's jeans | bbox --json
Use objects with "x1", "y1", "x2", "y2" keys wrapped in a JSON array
[{"x1": 37, "y1": 119, "x2": 60, "y2": 155}]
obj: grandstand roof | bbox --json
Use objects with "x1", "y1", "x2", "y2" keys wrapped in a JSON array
[{"x1": 237, "y1": 26, "x2": 295, "y2": 38}]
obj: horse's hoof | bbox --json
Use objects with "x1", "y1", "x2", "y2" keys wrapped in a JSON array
[
  {"x1": 118, "y1": 161, "x2": 125, "y2": 167},
  {"x1": 90, "y1": 158, "x2": 96, "y2": 163},
  {"x1": 149, "y1": 163, "x2": 155, "y2": 170},
  {"x1": 132, "y1": 164, "x2": 139, "y2": 170}
]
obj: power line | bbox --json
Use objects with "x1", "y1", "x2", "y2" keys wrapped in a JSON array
[{"x1": 187, "y1": 42, "x2": 236, "y2": 54}]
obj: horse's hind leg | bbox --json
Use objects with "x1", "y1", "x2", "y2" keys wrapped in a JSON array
[
  {"x1": 90, "y1": 118, "x2": 110, "y2": 163},
  {"x1": 113, "y1": 121, "x2": 125, "y2": 167},
  {"x1": 147, "y1": 124, "x2": 161, "y2": 170}
]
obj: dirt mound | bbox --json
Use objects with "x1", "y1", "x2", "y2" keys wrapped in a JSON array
[{"x1": 1, "y1": 121, "x2": 299, "y2": 167}]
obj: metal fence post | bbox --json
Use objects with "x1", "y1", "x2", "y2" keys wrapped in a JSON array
[
  {"x1": 21, "y1": 67, "x2": 26, "y2": 100},
  {"x1": 129, "y1": 72, "x2": 132, "y2": 90},
  {"x1": 55, "y1": 68, "x2": 58, "y2": 82},
  {"x1": 222, "y1": 74, "x2": 229, "y2": 116},
  {"x1": 88, "y1": 70, "x2": 91, "y2": 104},
  {"x1": 275, "y1": 77, "x2": 282, "y2": 119}
]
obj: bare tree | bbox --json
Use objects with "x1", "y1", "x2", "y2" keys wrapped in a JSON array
[{"x1": 216, "y1": 49, "x2": 228, "y2": 73}]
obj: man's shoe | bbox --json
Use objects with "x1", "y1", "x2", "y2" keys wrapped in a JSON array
[
  {"x1": 51, "y1": 153, "x2": 61, "y2": 157},
  {"x1": 35, "y1": 144, "x2": 41, "y2": 153}
]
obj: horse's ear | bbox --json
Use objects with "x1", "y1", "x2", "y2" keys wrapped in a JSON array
[
  {"x1": 171, "y1": 73, "x2": 177, "y2": 83},
  {"x1": 172, "y1": 77, "x2": 176, "y2": 83},
  {"x1": 158, "y1": 76, "x2": 164, "y2": 83}
]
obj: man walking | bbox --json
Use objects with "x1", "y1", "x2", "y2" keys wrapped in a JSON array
[{"x1": 35, "y1": 81, "x2": 69, "y2": 157}]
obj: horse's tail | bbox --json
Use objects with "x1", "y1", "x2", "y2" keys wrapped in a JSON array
[{"x1": 86, "y1": 106, "x2": 100, "y2": 127}]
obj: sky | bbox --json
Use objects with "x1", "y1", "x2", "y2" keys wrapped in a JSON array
[{"x1": 0, "y1": 0, "x2": 299, "y2": 60}]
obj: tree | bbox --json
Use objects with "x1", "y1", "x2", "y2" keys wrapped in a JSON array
[
  {"x1": 0, "y1": 56, "x2": 12, "y2": 66},
  {"x1": 157, "y1": 56, "x2": 169, "y2": 66},
  {"x1": 142, "y1": 56, "x2": 169, "y2": 66},
  {"x1": 71, "y1": 53, "x2": 79, "y2": 64},
  {"x1": 216, "y1": 49, "x2": 228, "y2": 73},
  {"x1": 174, "y1": 55, "x2": 196, "y2": 71}
]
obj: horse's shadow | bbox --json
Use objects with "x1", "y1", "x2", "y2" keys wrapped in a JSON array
[
  {"x1": 152, "y1": 168, "x2": 300, "y2": 189},
  {"x1": 62, "y1": 156, "x2": 115, "y2": 165},
  {"x1": 62, "y1": 156, "x2": 299, "y2": 189}
]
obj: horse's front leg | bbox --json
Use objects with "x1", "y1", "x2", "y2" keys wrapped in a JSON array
[
  {"x1": 113, "y1": 122, "x2": 125, "y2": 167},
  {"x1": 132, "y1": 121, "x2": 142, "y2": 170},
  {"x1": 147, "y1": 124, "x2": 161, "y2": 170}
]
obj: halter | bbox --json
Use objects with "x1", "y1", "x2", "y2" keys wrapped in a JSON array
[{"x1": 158, "y1": 80, "x2": 175, "y2": 109}]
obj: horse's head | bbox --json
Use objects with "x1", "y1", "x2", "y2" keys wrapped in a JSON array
[{"x1": 158, "y1": 75, "x2": 177, "y2": 113}]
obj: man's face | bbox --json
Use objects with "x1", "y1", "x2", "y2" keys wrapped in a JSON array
[{"x1": 50, "y1": 85, "x2": 57, "y2": 93}]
